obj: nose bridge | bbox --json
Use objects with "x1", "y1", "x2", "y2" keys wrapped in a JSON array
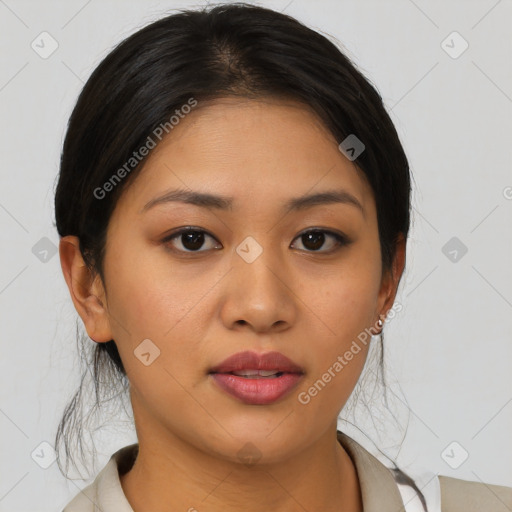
[
  {"x1": 222, "y1": 234, "x2": 296, "y2": 331},
  {"x1": 234, "y1": 234, "x2": 286, "y2": 296},
  {"x1": 245, "y1": 251, "x2": 278, "y2": 285}
]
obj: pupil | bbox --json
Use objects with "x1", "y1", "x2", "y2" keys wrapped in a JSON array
[
  {"x1": 182, "y1": 231, "x2": 204, "y2": 251},
  {"x1": 303, "y1": 231, "x2": 324, "y2": 251}
]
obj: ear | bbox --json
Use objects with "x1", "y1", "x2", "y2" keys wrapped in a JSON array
[
  {"x1": 59, "y1": 235, "x2": 113, "y2": 343},
  {"x1": 375, "y1": 233, "x2": 406, "y2": 328}
]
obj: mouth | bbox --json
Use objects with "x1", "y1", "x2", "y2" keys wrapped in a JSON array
[
  {"x1": 208, "y1": 351, "x2": 304, "y2": 405},
  {"x1": 216, "y1": 369, "x2": 287, "y2": 378}
]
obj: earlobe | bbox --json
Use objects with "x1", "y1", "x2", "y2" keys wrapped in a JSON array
[{"x1": 59, "y1": 235, "x2": 113, "y2": 343}]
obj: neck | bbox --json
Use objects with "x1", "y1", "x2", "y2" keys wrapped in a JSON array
[{"x1": 120, "y1": 423, "x2": 363, "y2": 512}]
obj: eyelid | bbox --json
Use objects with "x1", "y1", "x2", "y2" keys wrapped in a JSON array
[{"x1": 162, "y1": 225, "x2": 217, "y2": 239}]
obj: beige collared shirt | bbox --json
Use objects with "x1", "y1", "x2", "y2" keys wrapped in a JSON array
[{"x1": 62, "y1": 431, "x2": 512, "y2": 512}]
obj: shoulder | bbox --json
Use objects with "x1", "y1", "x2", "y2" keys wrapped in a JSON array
[
  {"x1": 439, "y1": 475, "x2": 512, "y2": 512},
  {"x1": 61, "y1": 443, "x2": 138, "y2": 512},
  {"x1": 61, "y1": 479, "x2": 97, "y2": 512}
]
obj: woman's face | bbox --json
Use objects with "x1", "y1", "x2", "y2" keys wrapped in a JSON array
[{"x1": 83, "y1": 97, "x2": 402, "y2": 463}]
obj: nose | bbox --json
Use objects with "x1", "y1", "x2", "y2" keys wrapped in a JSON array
[{"x1": 219, "y1": 242, "x2": 297, "y2": 334}]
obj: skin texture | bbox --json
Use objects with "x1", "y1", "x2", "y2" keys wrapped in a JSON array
[{"x1": 59, "y1": 97, "x2": 405, "y2": 512}]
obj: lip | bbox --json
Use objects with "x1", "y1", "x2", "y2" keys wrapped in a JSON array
[
  {"x1": 209, "y1": 350, "x2": 304, "y2": 374},
  {"x1": 209, "y1": 351, "x2": 304, "y2": 405}
]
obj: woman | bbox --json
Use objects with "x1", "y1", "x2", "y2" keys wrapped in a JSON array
[{"x1": 54, "y1": 3, "x2": 512, "y2": 511}]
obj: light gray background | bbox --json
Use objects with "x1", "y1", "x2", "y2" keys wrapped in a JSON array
[{"x1": 0, "y1": 0, "x2": 511, "y2": 510}]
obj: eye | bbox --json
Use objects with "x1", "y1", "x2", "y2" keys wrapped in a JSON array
[
  {"x1": 290, "y1": 229, "x2": 349, "y2": 253},
  {"x1": 162, "y1": 227, "x2": 221, "y2": 253},
  {"x1": 162, "y1": 227, "x2": 350, "y2": 255}
]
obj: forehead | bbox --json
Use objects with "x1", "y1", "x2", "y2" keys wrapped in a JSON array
[{"x1": 116, "y1": 97, "x2": 374, "y2": 217}]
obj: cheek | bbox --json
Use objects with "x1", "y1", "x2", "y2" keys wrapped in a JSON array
[
  {"x1": 103, "y1": 234, "x2": 196, "y2": 331},
  {"x1": 102, "y1": 243, "x2": 218, "y2": 387},
  {"x1": 305, "y1": 280, "x2": 375, "y2": 376},
  {"x1": 299, "y1": 256, "x2": 381, "y2": 344},
  {"x1": 294, "y1": 253, "x2": 381, "y2": 402},
  {"x1": 294, "y1": 290, "x2": 375, "y2": 420}
]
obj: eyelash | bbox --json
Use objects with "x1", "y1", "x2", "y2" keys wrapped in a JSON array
[{"x1": 161, "y1": 226, "x2": 350, "y2": 255}]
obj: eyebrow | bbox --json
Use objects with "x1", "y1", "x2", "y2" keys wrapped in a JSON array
[{"x1": 139, "y1": 188, "x2": 364, "y2": 215}]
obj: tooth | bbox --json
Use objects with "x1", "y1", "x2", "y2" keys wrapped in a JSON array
[
  {"x1": 258, "y1": 370, "x2": 280, "y2": 377},
  {"x1": 232, "y1": 369, "x2": 280, "y2": 377},
  {"x1": 232, "y1": 370, "x2": 258, "y2": 377}
]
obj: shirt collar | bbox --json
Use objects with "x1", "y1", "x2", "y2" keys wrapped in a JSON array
[{"x1": 337, "y1": 430, "x2": 406, "y2": 511}]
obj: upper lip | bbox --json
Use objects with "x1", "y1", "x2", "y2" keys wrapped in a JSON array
[{"x1": 209, "y1": 350, "x2": 304, "y2": 374}]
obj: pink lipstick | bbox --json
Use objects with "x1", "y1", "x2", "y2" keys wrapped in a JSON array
[{"x1": 209, "y1": 350, "x2": 304, "y2": 405}]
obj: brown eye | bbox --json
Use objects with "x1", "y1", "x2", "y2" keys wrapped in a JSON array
[
  {"x1": 162, "y1": 228, "x2": 221, "y2": 253},
  {"x1": 291, "y1": 229, "x2": 348, "y2": 253}
]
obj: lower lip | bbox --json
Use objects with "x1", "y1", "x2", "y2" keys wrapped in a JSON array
[{"x1": 210, "y1": 373, "x2": 304, "y2": 405}]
